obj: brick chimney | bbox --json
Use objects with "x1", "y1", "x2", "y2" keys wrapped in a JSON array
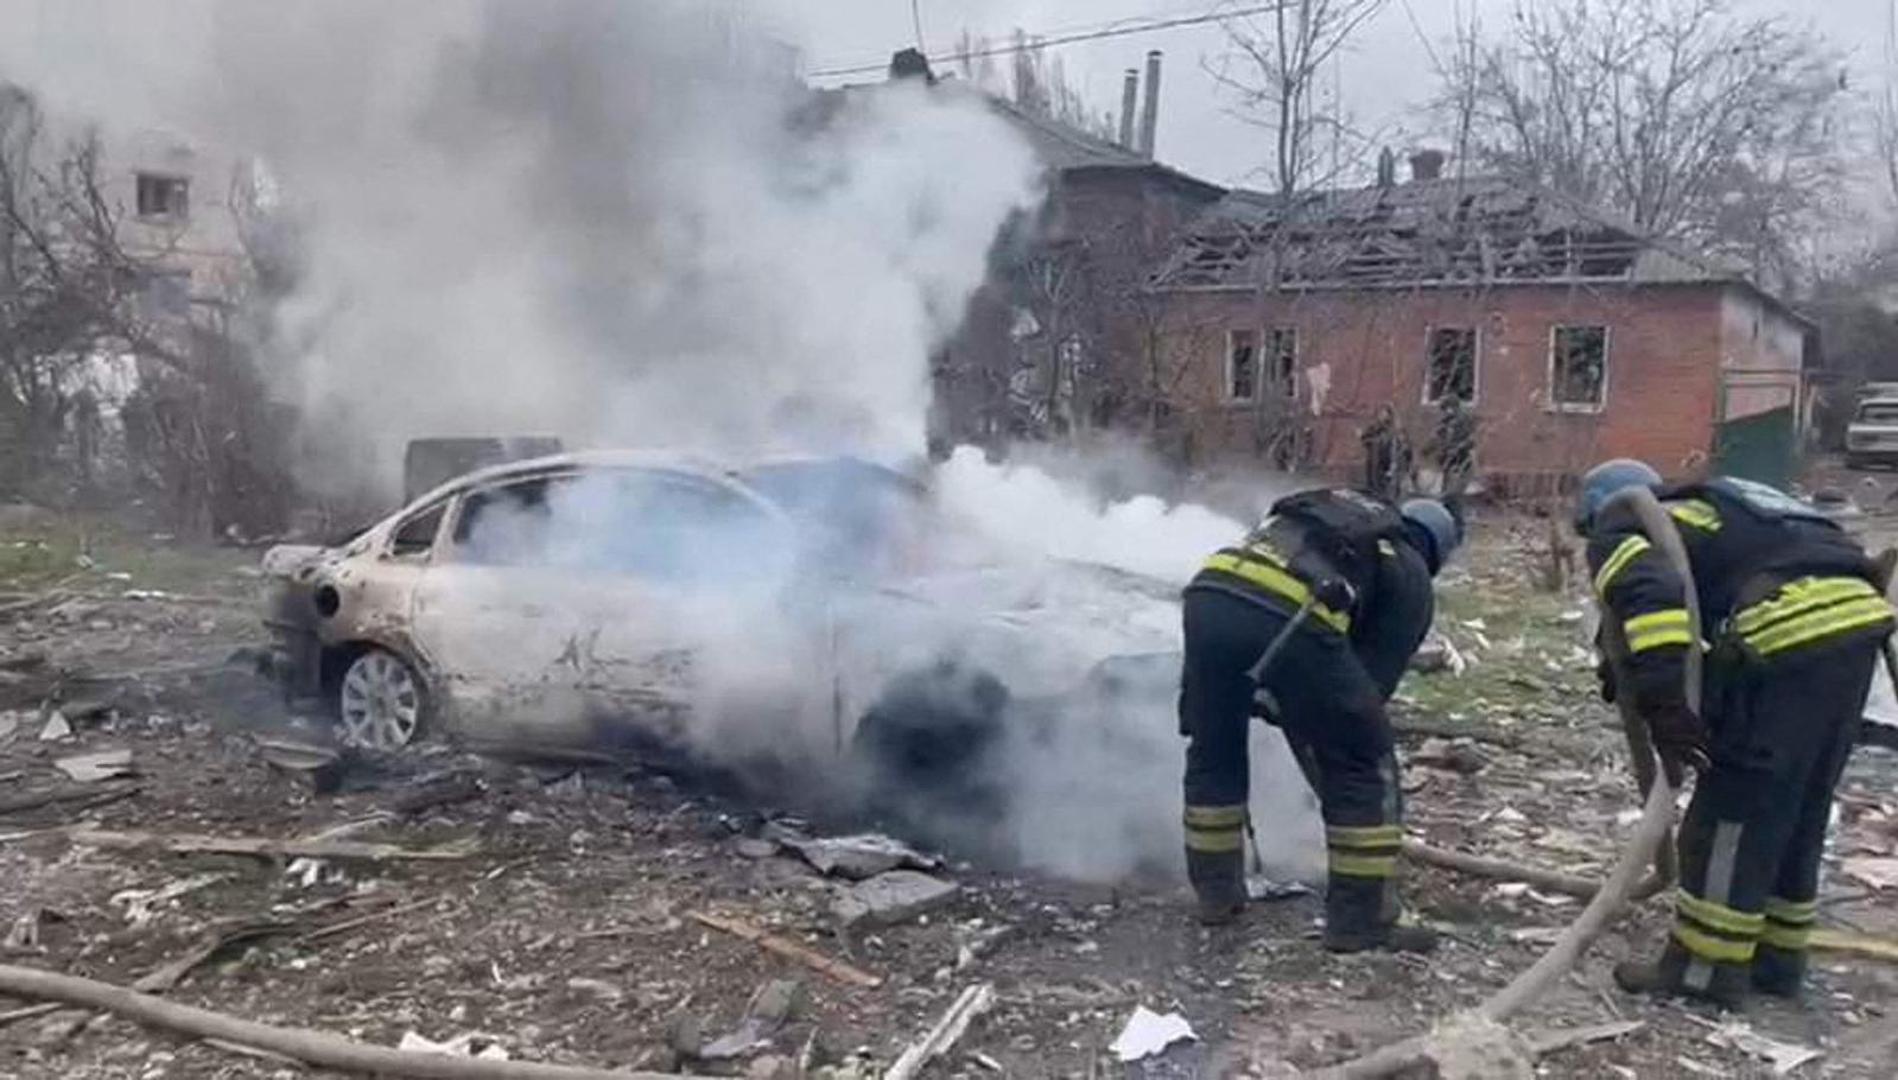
[
  {"x1": 1137, "y1": 50, "x2": 1162, "y2": 159},
  {"x1": 1408, "y1": 148, "x2": 1446, "y2": 182}
]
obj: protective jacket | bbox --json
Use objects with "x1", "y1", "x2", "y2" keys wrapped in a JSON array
[{"x1": 1587, "y1": 476, "x2": 1890, "y2": 708}]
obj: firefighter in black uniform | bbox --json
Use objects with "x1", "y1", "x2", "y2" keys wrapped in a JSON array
[
  {"x1": 1179, "y1": 489, "x2": 1461, "y2": 950},
  {"x1": 1577, "y1": 459, "x2": 1895, "y2": 1005}
]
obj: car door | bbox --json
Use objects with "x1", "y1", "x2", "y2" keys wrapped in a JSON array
[{"x1": 408, "y1": 466, "x2": 819, "y2": 764}]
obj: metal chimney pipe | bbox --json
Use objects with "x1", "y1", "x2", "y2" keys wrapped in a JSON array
[
  {"x1": 1118, "y1": 69, "x2": 1139, "y2": 148},
  {"x1": 1137, "y1": 50, "x2": 1162, "y2": 159}
]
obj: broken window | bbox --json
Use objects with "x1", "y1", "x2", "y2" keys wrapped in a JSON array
[
  {"x1": 1228, "y1": 329, "x2": 1258, "y2": 403},
  {"x1": 389, "y1": 502, "x2": 447, "y2": 558},
  {"x1": 135, "y1": 172, "x2": 189, "y2": 221},
  {"x1": 1266, "y1": 328, "x2": 1297, "y2": 397},
  {"x1": 1550, "y1": 325, "x2": 1608, "y2": 410},
  {"x1": 1425, "y1": 327, "x2": 1477, "y2": 404}
]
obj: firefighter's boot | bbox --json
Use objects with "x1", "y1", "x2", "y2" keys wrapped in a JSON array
[
  {"x1": 1322, "y1": 876, "x2": 1437, "y2": 953},
  {"x1": 1613, "y1": 940, "x2": 1747, "y2": 1009},
  {"x1": 1751, "y1": 944, "x2": 1807, "y2": 999},
  {"x1": 1186, "y1": 848, "x2": 1246, "y2": 926}
]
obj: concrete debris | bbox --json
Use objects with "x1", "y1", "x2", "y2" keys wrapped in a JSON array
[
  {"x1": 1109, "y1": 1005, "x2": 1196, "y2": 1063},
  {"x1": 831, "y1": 870, "x2": 959, "y2": 928},
  {"x1": 37, "y1": 712, "x2": 71, "y2": 742},
  {"x1": 1841, "y1": 856, "x2": 1898, "y2": 891},
  {"x1": 1411, "y1": 737, "x2": 1488, "y2": 775},
  {"x1": 1706, "y1": 1023, "x2": 1823, "y2": 1075},
  {"x1": 0, "y1": 712, "x2": 20, "y2": 742},
  {"x1": 784, "y1": 833, "x2": 940, "y2": 880},
  {"x1": 735, "y1": 837, "x2": 779, "y2": 860},
  {"x1": 1244, "y1": 876, "x2": 1312, "y2": 901},
  {"x1": 109, "y1": 873, "x2": 230, "y2": 928},
  {"x1": 396, "y1": 1030, "x2": 511, "y2": 1061},
  {"x1": 54, "y1": 748, "x2": 134, "y2": 783},
  {"x1": 699, "y1": 978, "x2": 803, "y2": 1062},
  {"x1": 4, "y1": 908, "x2": 57, "y2": 950}
]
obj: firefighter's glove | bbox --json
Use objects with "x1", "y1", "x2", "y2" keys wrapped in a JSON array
[
  {"x1": 1639, "y1": 700, "x2": 1710, "y2": 788},
  {"x1": 1595, "y1": 657, "x2": 1617, "y2": 705}
]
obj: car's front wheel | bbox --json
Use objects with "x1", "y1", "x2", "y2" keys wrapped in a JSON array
[{"x1": 338, "y1": 648, "x2": 428, "y2": 750}]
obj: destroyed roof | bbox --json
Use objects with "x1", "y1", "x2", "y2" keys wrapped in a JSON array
[{"x1": 1153, "y1": 175, "x2": 1746, "y2": 293}]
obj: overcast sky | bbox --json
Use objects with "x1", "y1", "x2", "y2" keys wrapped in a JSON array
[{"x1": 757, "y1": 0, "x2": 1893, "y2": 189}]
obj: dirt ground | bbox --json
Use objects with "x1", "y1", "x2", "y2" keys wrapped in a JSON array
[{"x1": 0, "y1": 502, "x2": 1895, "y2": 1079}]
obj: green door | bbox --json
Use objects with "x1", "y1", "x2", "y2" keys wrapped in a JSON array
[{"x1": 1714, "y1": 403, "x2": 1796, "y2": 488}]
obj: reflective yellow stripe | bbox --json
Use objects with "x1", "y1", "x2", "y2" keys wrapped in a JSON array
[
  {"x1": 1764, "y1": 897, "x2": 1818, "y2": 925},
  {"x1": 1761, "y1": 923, "x2": 1812, "y2": 951},
  {"x1": 1184, "y1": 827, "x2": 1244, "y2": 853},
  {"x1": 1328, "y1": 853, "x2": 1397, "y2": 877},
  {"x1": 1749, "y1": 597, "x2": 1895, "y2": 657},
  {"x1": 1201, "y1": 552, "x2": 1351, "y2": 632},
  {"x1": 1673, "y1": 923, "x2": 1757, "y2": 963},
  {"x1": 1184, "y1": 805, "x2": 1247, "y2": 828},
  {"x1": 1625, "y1": 608, "x2": 1693, "y2": 653},
  {"x1": 1593, "y1": 536, "x2": 1652, "y2": 596},
  {"x1": 1668, "y1": 499, "x2": 1721, "y2": 532},
  {"x1": 1325, "y1": 824, "x2": 1403, "y2": 849},
  {"x1": 1734, "y1": 576, "x2": 1883, "y2": 635},
  {"x1": 1677, "y1": 890, "x2": 1765, "y2": 936}
]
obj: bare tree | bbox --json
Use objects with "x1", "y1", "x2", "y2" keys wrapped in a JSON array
[
  {"x1": 1439, "y1": 0, "x2": 1849, "y2": 289},
  {"x1": 1207, "y1": 0, "x2": 1388, "y2": 199}
]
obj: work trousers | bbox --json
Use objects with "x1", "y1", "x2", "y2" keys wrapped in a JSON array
[
  {"x1": 1179, "y1": 587, "x2": 1402, "y2": 916},
  {"x1": 1669, "y1": 634, "x2": 1880, "y2": 992}
]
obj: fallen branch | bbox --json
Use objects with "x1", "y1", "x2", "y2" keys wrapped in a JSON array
[
  {"x1": 0, "y1": 963, "x2": 705, "y2": 1079},
  {"x1": 68, "y1": 828, "x2": 473, "y2": 861},
  {"x1": 884, "y1": 983, "x2": 996, "y2": 1080},
  {"x1": 1812, "y1": 928, "x2": 1898, "y2": 963},
  {"x1": 298, "y1": 896, "x2": 445, "y2": 944},
  {"x1": 1391, "y1": 716, "x2": 1522, "y2": 748},
  {"x1": 0, "y1": 782, "x2": 140, "y2": 816},
  {"x1": 0, "y1": 1002, "x2": 63, "y2": 1025},
  {"x1": 688, "y1": 911, "x2": 882, "y2": 989},
  {"x1": 1401, "y1": 841, "x2": 1599, "y2": 899},
  {"x1": 1527, "y1": 1020, "x2": 1645, "y2": 1057}
]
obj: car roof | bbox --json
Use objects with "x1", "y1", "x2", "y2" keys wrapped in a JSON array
[{"x1": 397, "y1": 449, "x2": 740, "y2": 518}]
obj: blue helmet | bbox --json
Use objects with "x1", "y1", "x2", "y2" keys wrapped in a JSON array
[
  {"x1": 1400, "y1": 497, "x2": 1462, "y2": 575},
  {"x1": 1574, "y1": 458, "x2": 1662, "y2": 532}
]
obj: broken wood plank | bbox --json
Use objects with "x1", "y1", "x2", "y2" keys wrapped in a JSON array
[
  {"x1": 68, "y1": 828, "x2": 474, "y2": 861},
  {"x1": 0, "y1": 1002, "x2": 63, "y2": 1026},
  {"x1": 687, "y1": 911, "x2": 882, "y2": 989},
  {"x1": 0, "y1": 962, "x2": 706, "y2": 1079},
  {"x1": 59, "y1": 921, "x2": 297, "y2": 1042},
  {"x1": 884, "y1": 982, "x2": 995, "y2": 1080}
]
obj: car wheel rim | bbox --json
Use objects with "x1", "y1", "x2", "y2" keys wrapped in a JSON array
[{"x1": 340, "y1": 651, "x2": 421, "y2": 750}]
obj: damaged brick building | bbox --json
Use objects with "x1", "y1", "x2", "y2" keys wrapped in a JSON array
[{"x1": 1149, "y1": 152, "x2": 1813, "y2": 491}]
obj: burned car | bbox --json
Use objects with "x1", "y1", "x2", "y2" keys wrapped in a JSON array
[{"x1": 260, "y1": 451, "x2": 1178, "y2": 766}]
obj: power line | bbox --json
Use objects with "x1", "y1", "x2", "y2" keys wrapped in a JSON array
[{"x1": 805, "y1": 2, "x2": 1293, "y2": 80}]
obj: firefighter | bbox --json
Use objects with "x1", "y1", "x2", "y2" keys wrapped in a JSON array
[
  {"x1": 1577, "y1": 459, "x2": 1895, "y2": 1005},
  {"x1": 1179, "y1": 489, "x2": 1462, "y2": 950}
]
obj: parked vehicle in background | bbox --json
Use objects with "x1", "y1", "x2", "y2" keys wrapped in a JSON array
[{"x1": 1846, "y1": 396, "x2": 1898, "y2": 469}]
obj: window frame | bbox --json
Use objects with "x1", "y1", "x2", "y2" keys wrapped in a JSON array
[
  {"x1": 1226, "y1": 328, "x2": 1259, "y2": 404},
  {"x1": 1264, "y1": 326, "x2": 1298, "y2": 399},
  {"x1": 134, "y1": 172, "x2": 190, "y2": 222},
  {"x1": 1422, "y1": 325, "x2": 1480, "y2": 406},
  {"x1": 383, "y1": 498, "x2": 450, "y2": 561},
  {"x1": 1547, "y1": 323, "x2": 1610, "y2": 414}
]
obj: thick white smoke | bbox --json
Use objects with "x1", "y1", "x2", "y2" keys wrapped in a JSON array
[{"x1": 0, "y1": 0, "x2": 1324, "y2": 884}]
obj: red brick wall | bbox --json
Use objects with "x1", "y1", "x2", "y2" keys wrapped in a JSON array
[{"x1": 1157, "y1": 283, "x2": 1727, "y2": 486}]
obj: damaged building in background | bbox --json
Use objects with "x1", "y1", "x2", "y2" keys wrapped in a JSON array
[{"x1": 1150, "y1": 151, "x2": 1814, "y2": 492}]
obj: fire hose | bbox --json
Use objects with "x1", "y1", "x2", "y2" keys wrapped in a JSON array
[{"x1": 1312, "y1": 485, "x2": 1697, "y2": 1078}]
